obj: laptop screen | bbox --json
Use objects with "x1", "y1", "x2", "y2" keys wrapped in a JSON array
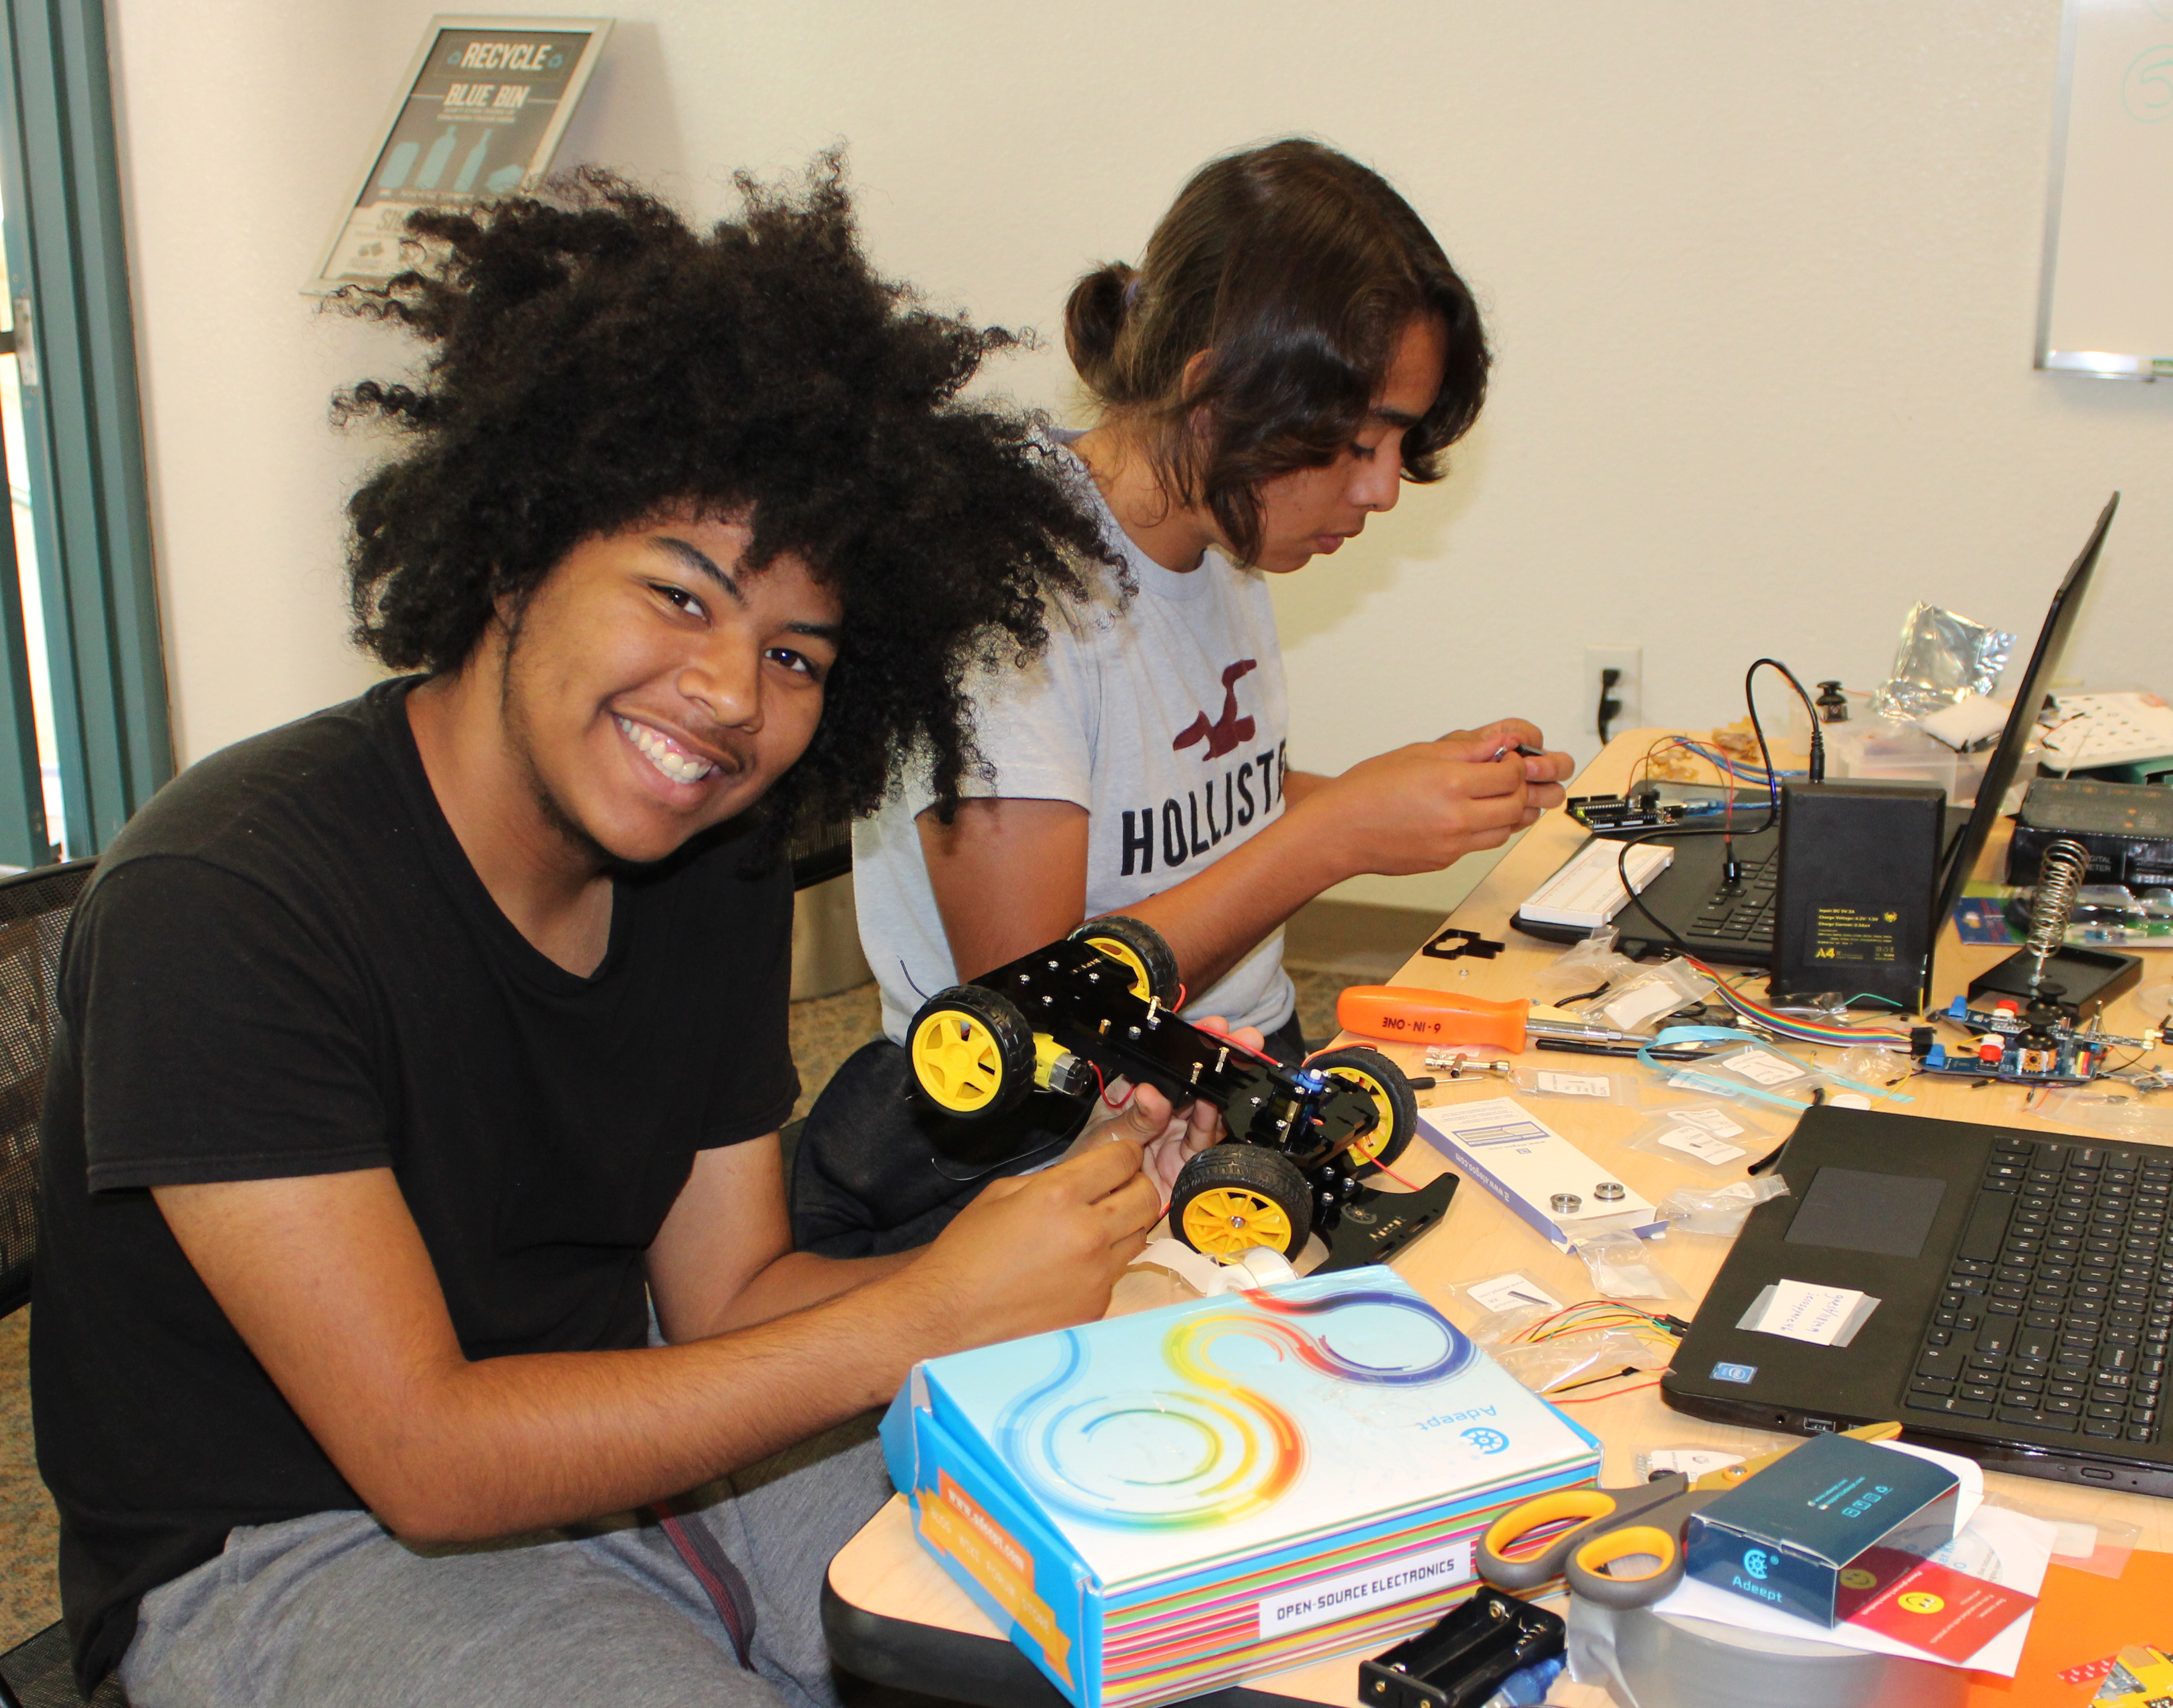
[{"x1": 1930, "y1": 491, "x2": 2119, "y2": 928}]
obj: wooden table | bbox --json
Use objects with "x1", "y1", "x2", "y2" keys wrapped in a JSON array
[{"x1": 825, "y1": 730, "x2": 2173, "y2": 1706}]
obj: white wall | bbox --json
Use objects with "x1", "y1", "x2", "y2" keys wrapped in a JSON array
[{"x1": 108, "y1": 3, "x2": 2171, "y2": 909}]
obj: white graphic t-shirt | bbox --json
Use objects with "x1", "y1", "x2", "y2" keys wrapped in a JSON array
[{"x1": 853, "y1": 435, "x2": 1295, "y2": 1044}]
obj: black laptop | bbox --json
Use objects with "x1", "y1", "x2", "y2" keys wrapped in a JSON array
[
  {"x1": 1664, "y1": 1104, "x2": 2173, "y2": 1495},
  {"x1": 1514, "y1": 493, "x2": 2121, "y2": 970}
]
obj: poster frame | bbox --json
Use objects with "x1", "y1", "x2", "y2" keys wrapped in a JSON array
[{"x1": 306, "y1": 13, "x2": 613, "y2": 294}]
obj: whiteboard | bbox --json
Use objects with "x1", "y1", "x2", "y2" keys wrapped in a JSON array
[{"x1": 2037, "y1": 0, "x2": 2173, "y2": 379}]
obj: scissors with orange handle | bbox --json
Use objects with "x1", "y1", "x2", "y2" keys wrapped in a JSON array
[{"x1": 1476, "y1": 1422, "x2": 1902, "y2": 1609}]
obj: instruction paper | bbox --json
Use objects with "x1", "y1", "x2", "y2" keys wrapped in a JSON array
[
  {"x1": 1741, "y1": 1279, "x2": 1877, "y2": 1347},
  {"x1": 1420, "y1": 1099, "x2": 1663, "y2": 1250}
]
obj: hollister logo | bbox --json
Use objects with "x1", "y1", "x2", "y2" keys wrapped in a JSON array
[{"x1": 1172, "y1": 660, "x2": 1258, "y2": 761}]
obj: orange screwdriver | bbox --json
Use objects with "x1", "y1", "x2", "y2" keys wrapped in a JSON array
[{"x1": 1335, "y1": 987, "x2": 1658, "y2": 1053}]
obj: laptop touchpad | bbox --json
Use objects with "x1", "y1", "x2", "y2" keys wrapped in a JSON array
[{"x1": 1783, "y1": 1167, "x2": 1946, "y2": 1260}]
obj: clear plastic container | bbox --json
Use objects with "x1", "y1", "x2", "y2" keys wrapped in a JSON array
[{"x1": 1823, "y1": 718, "x2": 1992, "y2": 805}]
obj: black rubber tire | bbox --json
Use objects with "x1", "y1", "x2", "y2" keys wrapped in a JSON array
[
  {"x1": 1069, "y1": 915, "x2": 1181, "y2": 1006},
  {"x1": 905, "y1": 984, "x2": 1036, "y2": 1120},
  {"x1": 1308, "y1": 1045, "x2": 1418, "y2": 1177},
  {"x1": 1168, "y1": 1144, "x2": 1313, "y2": 1259}
]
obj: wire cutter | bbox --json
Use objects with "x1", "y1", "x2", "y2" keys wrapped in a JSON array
[{"x1": 1475, "y1": 1422, "x2": 1901, "y2": 1609}]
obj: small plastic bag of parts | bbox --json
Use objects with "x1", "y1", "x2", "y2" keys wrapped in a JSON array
[
  {"x1": 1869, "y1": 600, "x2": 2015, "y2": 723},
  {"x1": 1833, "y1": 1042, "x2": 1914, "y2": 1090},
  {"x1": 1655, "y1": 1175, "x2": 1791, "y2": 1236},
  {"x1": 1508, "y1": 1066, "x2": 1636, "y2": 1106},
  {"x1": 1585, "y1": 960, "x2": 1713, "y2": 1032},
  {"x1": 1530, "y1": 928, "x2": 1638, "y2": 1000},
  {"x1": 1982, "y1": 1492, "x2": 2139, "y2": 1580},
  {"x1": 1444, "y1": 1271, "x2": 1566, "y2": 1335},
  {"x1": 1651, "y1": 1042, "x2": 1839, "y2": 1106},
  {"x1": 2034, "y1": 1085, "x2": 2173, "y2": 1141},
  {"x1": 1568, "y1": 1230, "x2": 1688, "y2": 1301},
  {"x1": 1622, "y1": 1104, "x2": 1776, "y2": 1171},
  {"x1": 1358, "y1": 1587, "x2": 1565, "y2": 1708},
  {"x1": 1493, "y1": 1327, "x2": 1669, "y2": 1396}
]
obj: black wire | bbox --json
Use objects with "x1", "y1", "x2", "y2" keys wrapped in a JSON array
[{"x1": 1608, "y1": 659, "x2": 1824, "y2": 957}]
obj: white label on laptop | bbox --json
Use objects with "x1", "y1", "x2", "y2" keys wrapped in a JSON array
[
  {"x1": 1671, "y1": 1106, "x2": 1747, "y2": 1138},
  {"x1": 1467, "y1": 1272, "x2": 1565, "y2": 1316},
  {"x1": 1658, "y1": 1126, "x2": 1747, "y2": 1165},
  {"x1": 1748, "y1": 1279, "x2": 1871, "y2": 1346},
  {"x1": 1719, "y1": 1048, "x2": 1806, "y2": 1086},
  {"x1": 1599, "y1": 982, "x2": 1688, "y2": 1030},
  {"x1": 1257, "y1": 1539, "x2": 1472, "y2": 1641},
  {"x1": 1533, "y1": 1071, "x2": 1612, "y2": 1099}
]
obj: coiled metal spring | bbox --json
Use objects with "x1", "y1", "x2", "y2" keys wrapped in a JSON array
[{"x1": 2026, "y1": 837, "x2": 2092, "y2": 989}]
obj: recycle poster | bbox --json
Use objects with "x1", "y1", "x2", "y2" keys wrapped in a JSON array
[{"x1": 311, "y1": 17, "x2": 612, "y2": 291}]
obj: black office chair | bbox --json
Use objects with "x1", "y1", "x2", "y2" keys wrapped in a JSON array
[{"x1": 0, "y1": 859, "x2": 116, "y2": 1708}]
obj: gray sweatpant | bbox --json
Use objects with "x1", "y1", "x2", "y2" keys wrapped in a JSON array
[{"x1": 118, "y1": 1418, "x2": 891, "y2": 1708}]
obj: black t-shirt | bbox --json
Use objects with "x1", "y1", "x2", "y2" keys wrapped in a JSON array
[{"x1": 31, "y1": 679, "x2": 799, "y2": 1687}]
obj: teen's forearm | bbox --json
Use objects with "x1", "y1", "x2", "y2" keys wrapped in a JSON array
[
  {"x1": 1118, "y1": 791, "x2": 1355, "y2": 995},
  {"x1": 1280, "y1": 769, "x2": 1331, "y2": 807},
  {"x1": 703, "y1": 1248, "x2": 917, "y2": 1336},
  {"x1": 373, "y1": 1269, "x2": 941, "y2": 1542}
]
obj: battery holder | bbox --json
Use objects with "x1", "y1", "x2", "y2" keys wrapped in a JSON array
[{"x1": 1358, "y1": 1587, "x2": 1564, "y2": 1708}]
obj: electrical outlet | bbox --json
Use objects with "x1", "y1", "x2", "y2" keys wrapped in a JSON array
[{"x1": 1585, "y1": 646, "x2": 1642, "y2": 745}]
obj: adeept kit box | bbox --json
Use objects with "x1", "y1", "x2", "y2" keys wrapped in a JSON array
[
  {"x1": 881, "y1": 1268, "x2": 1600, "y2": 1708},
  {"x1": 1684, "y1": 1434, "x2": 1960, "y2": 1627}
]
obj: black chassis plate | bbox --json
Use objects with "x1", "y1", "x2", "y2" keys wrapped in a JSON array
[{"x1": 971, "y1": 939, "x2": 1380, "y2": 1178}]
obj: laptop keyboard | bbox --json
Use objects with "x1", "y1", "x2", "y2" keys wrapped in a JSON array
[
  {"x1": 1686, "y1": 851, "x2": 1777, "y2": 946},
  {"x1": 1908, "y1": 1135, "x2": 2171, "y2": 1442}
]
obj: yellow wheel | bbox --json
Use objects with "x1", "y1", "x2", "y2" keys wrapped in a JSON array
[
  {"x1": 1069, "y1": 915, "x2": 1180, "y2": 1006},
  {"x1": 906, "y1": 986, "x2": 1033, "y2": 1119},
  {"x1": 1170, "y1": 1145, "x2": 1311, "y2": 1259},
  {"x1": 1183, "y1": 1187, "x2": 1295, "y2": 1258},
  {"x1": 1310, "y1": 1047, "x2": 1417, "y2": 1177}
]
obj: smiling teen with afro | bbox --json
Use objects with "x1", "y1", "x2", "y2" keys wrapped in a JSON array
[{"x1": 31, "y1": 159, "x2": 1231, "y2": 1707}]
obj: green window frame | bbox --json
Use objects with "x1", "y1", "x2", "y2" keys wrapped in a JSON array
[{"x1": 0, "y1": 0, "x2": 170, "y2": 864}]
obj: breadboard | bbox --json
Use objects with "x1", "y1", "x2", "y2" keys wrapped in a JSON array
[{"x1": 1519, "y1": 837, "x2": 1673, "y2": 930}]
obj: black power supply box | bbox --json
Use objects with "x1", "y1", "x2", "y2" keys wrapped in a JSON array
[{"x1": 1770, "y1": 778, "x2": 1946, "y2": 1008}]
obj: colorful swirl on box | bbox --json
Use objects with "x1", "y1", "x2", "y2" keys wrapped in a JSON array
[{"x1": 996, "y1": 1285, "x2": 1477, "y2": 1530}]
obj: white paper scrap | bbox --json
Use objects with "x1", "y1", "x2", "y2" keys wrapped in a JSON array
[
  {"x1": 1534, "y1": 1071, "x2": 1612, "y2": 1098},
  {"x1": 1720, "y1": 1049, "x2": 1806, "y2": 1086},
  {"x1": 1751, "y1": 1278, "x2": 1870, "y2": 1346},
  {"x1": 1673, "y1": 1107, "x2": 1747, "y2": 1138},
  {"x1": 1467, "y1": 1272, "x2": 1565, "y2": 1316},
  {"x1": 1659, "y1": 1126, "x2": 1748, "y2": 1165}
]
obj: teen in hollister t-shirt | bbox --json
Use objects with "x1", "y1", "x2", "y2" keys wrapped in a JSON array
[{"x1": 795, "y1": 139, "x2": 1572, "y2": 1257}]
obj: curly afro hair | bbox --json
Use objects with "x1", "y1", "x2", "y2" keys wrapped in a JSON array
[{"x1": 330, "y1": 157, "x2": 1108, "y2": 850}]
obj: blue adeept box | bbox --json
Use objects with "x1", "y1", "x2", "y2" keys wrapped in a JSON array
[{"x1": 1683, "y1": 1435, "x2": 1959, "y2": 1628}]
